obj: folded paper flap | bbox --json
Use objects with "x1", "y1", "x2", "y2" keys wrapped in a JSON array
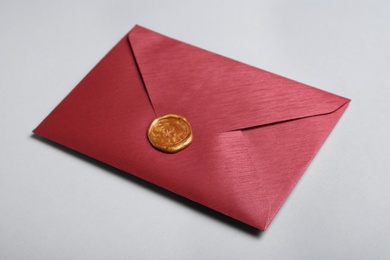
[{"x1": 128, "y1": 25, "x2": 349, "y2": 135}]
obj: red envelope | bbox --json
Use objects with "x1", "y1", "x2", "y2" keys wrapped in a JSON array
[{"x1": 33, "y1": 25, "x2": 350, "y2": 230}]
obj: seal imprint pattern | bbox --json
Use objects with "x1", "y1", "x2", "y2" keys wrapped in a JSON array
[{"x1": 147, "y1": 114, "x2": 193, "y2": 153}]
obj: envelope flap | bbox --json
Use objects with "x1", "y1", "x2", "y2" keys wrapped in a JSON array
[{"x1": 128, "y1": 25, "x2": 349, "y2": 134}]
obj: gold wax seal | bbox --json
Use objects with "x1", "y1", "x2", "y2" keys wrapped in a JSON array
[{"x1": 147, "y1": 114, "x2": 193, "y2": 153}]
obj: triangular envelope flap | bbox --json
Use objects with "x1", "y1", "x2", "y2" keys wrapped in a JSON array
[
  {"x1": 243, "y1": 101, "x2": 350, "y2": 229},
  {"x1": 129, "y1": 25, "x2": 349, "y2": 134}
]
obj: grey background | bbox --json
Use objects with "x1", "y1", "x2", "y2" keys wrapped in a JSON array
[{"x1": 1, "y1": 0, "x2": 389, "y2": 259}]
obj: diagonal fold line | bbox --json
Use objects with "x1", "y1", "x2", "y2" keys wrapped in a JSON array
[{"x1": 127, "y1": 37, "x2": 157, "y2": 117}]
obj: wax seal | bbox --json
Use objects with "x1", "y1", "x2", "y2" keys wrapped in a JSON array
[{"x1": 147, "y1": 114, "x2": 193, "y2": 153}]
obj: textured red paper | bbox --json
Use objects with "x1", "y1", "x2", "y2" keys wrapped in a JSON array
[{"x1": 34, "y1": 25, "x2": 350, "y2": 230}]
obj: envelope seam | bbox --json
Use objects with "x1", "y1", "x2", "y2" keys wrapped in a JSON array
[
  {"x1": 127, "y1": 36, "x2": 157, "y2": 117},
  {"x1": 228, "y1": 99, "x2": 351, "y2": 132}
]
